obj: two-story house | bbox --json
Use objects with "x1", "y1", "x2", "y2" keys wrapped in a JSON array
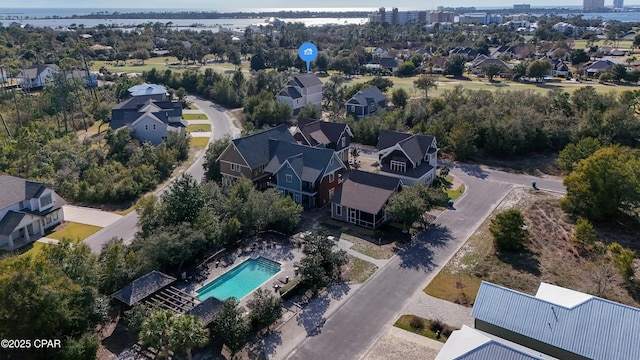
[
  {"x1": 128, "y1": 83, "x2": 169, "y2": 101},
  {"x1": 0, "y1": 175, "x2": 65, "y2": 251},
  {"x1": 216, "y1": 125, "x2": 296, "y2": 190},
  {"x1": 376, "y1": 130, "x2": 438, "y2": 185},
  {"x1": 345, "y1": 86, "x2": 387, "y2": 119},
  {"x1": 110, "y1": 97, "x2": 185, "y2": 145},
  {"x1": 276, "y1": 73, "x2": 323, "y2": 112},
  {"x1": 17, "y1": 64, "x2": 59, "y2": 90},
  {"x1": 264, "y1": 140, "x2": 346, "y2": 209},
  {"x1": 330, "y1": 170, "x2": 402, "y2": 229},
  {"x1": 293, "y1": 118, "x2": 353, "y2": 163}
]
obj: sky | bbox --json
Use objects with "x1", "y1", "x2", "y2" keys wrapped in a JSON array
[{"x1": 1, "y1": 0, "x2": 637, "y2": 11}]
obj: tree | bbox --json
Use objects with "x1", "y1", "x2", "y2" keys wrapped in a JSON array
[
  {"x1": 161, "y1": 173, "x2": 204, "y2": 225},
  {"x1": 560, "y1": 146, "x2": 640, "y2": 221},
  {"x1": 170, "y1": 315, "x2": 209, "y2": 360},
  {"x1": 211, "y1": 298, "x2": 249, "y2": 357},
  {"x1": 413, "y1": 75, "x2": 437, "y2": 99},
  {"x1": 98, "y1": 237, "x2": 140, "y2": 295},
  {"x1": 481, "y1": 63, "x2": 503, "y2": 82},
  {"x1": 556, "y1": 137, "x2": 602, "y2": 173},
  {"x1": 609, "y1": 243, "x2": 636, "y2": 279},
  {"x1": 300, "y1": 229, "x2": 349, "y2": 293},
  {"x1": 489, "y1": 209, "x2": 529, "y2": 251},
  {"x1": 447, "y1": 121, "x2": 477, "y2": 160},
  {"x1": 397, "y1": 61, "x2": 416, "y2": 76},
  {"x1": 386, "y1": 186, "x2": 429, "y2": 232},
  {"x1": 391, "y1": 88, "x2": 408, "y2": 108},
  {"x1": 247, "y1": 288, "x2": 283, "y2": 329},
  {"x1": 609, "y1": 63, "x2": 628, "y2": 82},
  {"x1": 298, "y1": 103, "x2": 321, "y2": 119},
  {"x1": 571, "y1": 48, "x2": 590, "y2": 65},
  {"x1": 444, "y1": 54, "x2": 466, "y2": 77},
  {"x1": 140, "y1": 310, "x2": 174, "y2": 358},
  {"x1": 572, "y1": 218, "x2": 597, "y2": 251},
  {"x1": 203, "y1": 136, "x2": 231, "y2": 183},
  {"x1": 526, "y1": 60, "x2": 552, "y2": 81},
  {"x1": 367, "y1": 76, "x2": 394, "y2": 92}
]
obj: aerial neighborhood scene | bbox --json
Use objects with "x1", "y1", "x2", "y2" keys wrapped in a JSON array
[{"x1": 3, "y1": 0, "x2": 640, "y2": 359}]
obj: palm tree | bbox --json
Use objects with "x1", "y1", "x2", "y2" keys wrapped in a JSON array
[
  {"x1": 140, "y1": 310, "x2": 174, "y2": 358},
  {"x1": 170, "y1": 315, "x2": 209, "y2": 360}
]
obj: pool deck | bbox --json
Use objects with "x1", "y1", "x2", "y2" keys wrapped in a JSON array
[{"x1": 178, "y1": 235, "x2": 305, "y2": 308}]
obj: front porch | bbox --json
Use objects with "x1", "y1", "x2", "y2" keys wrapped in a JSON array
[{"x1": 0, "y1": 214, "x2": 45, "y2": 252}]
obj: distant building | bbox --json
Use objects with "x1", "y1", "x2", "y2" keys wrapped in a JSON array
[
  {"x1": 614, "y1": 0, "x2": 624, "y2": 8},
  {"x1": 458, "y1": 13, "x2": 503, "y2": 25},
  {"x1": 583, "y1": 0, "x2": 605, "y2": 10},
  {"x1": 513, "y1": 4, "x2": 531, "y2": 11},
  {"x1": 17, "y1": 64, "x2": 58, "y2": 90},
  {"x1": 368, "y1": 7, "x2": 427, "y2": 25},
  {"x1": 427, "y1": 11, "x2": 455, "y2": 24}
]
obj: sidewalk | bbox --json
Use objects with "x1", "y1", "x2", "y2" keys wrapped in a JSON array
[
  {"x1": 336, "y1": 238, "x2": 389, "y2": 269},
  {"x1": 402, "y1": 291, "x2": 473, "y2": 329}
]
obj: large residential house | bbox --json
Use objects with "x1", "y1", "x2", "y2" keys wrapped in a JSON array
[
  {"x1": 345, "y1": 86, "x2": 387, "y2": 119},
  {"x1": 330, "y1": 170, "x2": 402, "y2": 229},
  {"x1": 376, "y1": 130, "x2": 438, "y2": 185},
  {"x1": 128, "y1": 83, "x2": 169, "y2": 100},
  {"x1": 17, "y1": 64, "x2": 58, "y2": 90},
  {"x1": 0, "y1": 175, "x2": 65, "y2": 251},
  {"x1": 276, "y1": 73, "x2": 323, "y2": 112},
  {"x1": 264, "y1": 140, "x2": 346, "y2": 209},
  {"x1": 437, "y1": 281, "x2": 640, "y2": 360},
  {"x1": 582, "y1": 59, "x2": 615, "y2": 78},
  {"x1": 216, "y1": 125, "x2": 296, "y2": 190},
  {"x1": 110, "y1": 97, "x2": 185, "y2": 145},
  {"x1": 293, "y1": 118, "x2": 353, "y2": 163}
]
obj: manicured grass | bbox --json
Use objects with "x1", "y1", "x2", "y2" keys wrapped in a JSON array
[
  {"x1": 344, "y1": 255, "x2": 378, "y2": 283},
  {"x1": 183, "y1": 113, "x2": 208, "y2": 120},
  {"x1": 340, "y1": 233, "x2": 394, "y2": 259},
  {"x1": 445, "y1": 184, "x2": 465, "y2": 201},
  {"x1": 87, "y1": 120, "x2": 102, "y2": 133},
  {"x1": 46, "y1": 222, "x2": 102, "y2": 243},
  {"x1": 187, "y1": 103, "x2": 200, "y2": 110},
  {"x1": 190, "y1": 137, "x2": 209, "y2": 148},
  {"x1": 187, "y1": 124, "x2": 211, "y2": 132},
  {"x1": 572, "y1": 39, "x2": 635, "y2": 50},
  {"x1": 393, "y1": 314, "x2": 454, "y2": 342},
  {"x1": 424, "y1": 271, "x2": 482, "y2": 307}
]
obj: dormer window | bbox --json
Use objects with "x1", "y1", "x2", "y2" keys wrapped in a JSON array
[{"x1": 40, "y1": 193, "x2": 52, "y2": 208}]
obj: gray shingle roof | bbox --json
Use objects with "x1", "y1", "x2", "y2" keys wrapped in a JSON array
[
  {"x1": 232, "y1": 125, "x2": 296, "y2": 169},
  {"x1": 297, "y1": 118, "x2": 349, "y2": 147},
  {"x1": 330, "y1": 170, "x2": 401, "y2": 214},
  {"x1": 112, "y1": 270, "x2": 176, "y2": 306},
  {"x1": 472, "y1": 281, "x2": 640, "y2": 360},
  {"x1": 376, "y1": 130, "x2": 413, "y2": 150},
  {"x1": 0, "y1": 175, "x2": 50, "y2": 209},
  {"x1": 379, "y1": 57, "x2": 399, "y2": 69},
  {"x1": 19, "y1": 64, "x2": 58, "y2": 79},
  {"x1": 291, "y1": 73, "x2": 322, "y2": 88},
  {"x1": 264, "y1": 140, "x2": 337, "y2": 183},
  {"x1": 0, "y1": 211, "x2": 26, "y2": 236},
  {"x1": 187, "y1": 297, "x2": 222, "y2": 326},
  {"x1": 346, "y1": 86, "x2": 387, "y2": 107},
  {"x1": 278, "y1": 86, "x2": 302, "y2": 99}
]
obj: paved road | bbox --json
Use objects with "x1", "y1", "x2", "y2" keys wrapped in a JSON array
[
  {"x1": 286, "y1": 162, "x2": 565, "y2": 360},
  {"x1": 84, "y1": 96, "x2": 239, "y2": 253}
]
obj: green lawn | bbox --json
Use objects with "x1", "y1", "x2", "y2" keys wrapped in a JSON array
[
  {"x1": 187, "y1": 124, "x2": 211, "y2": 132},
  {"x1": 47, "y1": 222, "x2": 102, "y2": 242},
  {"x1": 344, "y1": 255, "x2": 378, "y2": 283},
  {"x1": 445, "y1": 184, "x2": 465, "y2": 201},
  {"x1": 190, "y1": 137, "x2": 209, "y2": 148},
  {"x1": 94, "y1": 58, "x2": 250, "y2": 75},
  {"x1": 21, "y1": 242, "x2": 49, "y2": 258},
  {"x1": 114, "y1": 205, "x2": 137, "y2": 216},
  {"x1": 393, "y1": 315, "x2": 454, "y2": 342},
  {"x1": 183, "y1": 113, "x2": 208, "y2": 120},
  {"x1": 572, "y1": 39, "x2": 635, "y2": 50}
]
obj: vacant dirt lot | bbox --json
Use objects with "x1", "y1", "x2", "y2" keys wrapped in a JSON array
[{"x1": 426, "y1": 187, "x2": 640, "y2": 308}]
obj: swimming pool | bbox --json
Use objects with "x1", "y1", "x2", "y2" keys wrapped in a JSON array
[{"x1": 196, "y1": 257, "x2": 281, "y2": 301}]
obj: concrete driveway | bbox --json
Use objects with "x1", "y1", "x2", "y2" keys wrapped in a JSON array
[{"x1": 62, "y1": 205, "x2": 122, "y2": 227}]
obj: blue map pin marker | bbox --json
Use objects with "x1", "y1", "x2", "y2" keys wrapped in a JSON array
[{"x1": 298, "y1": 42, "x2": 318, "y2": 73}]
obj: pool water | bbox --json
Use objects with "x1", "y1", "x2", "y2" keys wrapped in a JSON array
[{"x1": 196, "y1": 257, "x2": 281, "y2": 301}]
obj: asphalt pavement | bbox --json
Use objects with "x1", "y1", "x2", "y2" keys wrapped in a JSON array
[
  {"x1": 83, "y1": 96, "x2": 239, "y2": 253},
  {"x1": 285, "y1": 163, "x2": 565, "y2": 360}
]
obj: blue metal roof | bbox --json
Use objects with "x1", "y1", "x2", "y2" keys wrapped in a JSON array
[
  {"x1": 472, "y1": 282, "x2": 640, "y2": 360},
  {"x1": 455, "y1": 342, "x2": 542, "y2": 360}
]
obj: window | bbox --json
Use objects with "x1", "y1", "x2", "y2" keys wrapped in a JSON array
[
  {"x1": 286, "y1": 174, "x2": 293, "y2": 183},
  {"x1": 328, "y1": 188, "x2": 335, "y2": 199},
  {"x1": 153, "y1": 124, "x2": 157, "y2": 130},
  {"x1": 52, "y1": 211, "x2": 58, "y2": 221},
  {"x1": 144, "y1": 125, "x2": 149, "y2": 130},
  {"x1": 341, "y1": 137, "x2": 346, "y2": 147},
  {"x1": 329, "y1": 173, "x2": 335, "y2": 183},
  {"x1": 390, "y1": 160, "x2": 406, "y2": 172},
  {"x1": 335, "y1": 204, "x2": 342, "y2": 217},
  {"x1": 40, "y1": 193, "x2": 52, "y2": 208},
  {"x1": 230, "y1": 163, "x2": 240, "y2": 172}
]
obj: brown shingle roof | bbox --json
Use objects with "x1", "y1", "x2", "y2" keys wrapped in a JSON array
[{"x1": 331, "y1": 170, "x2": 401, "y2": 214}]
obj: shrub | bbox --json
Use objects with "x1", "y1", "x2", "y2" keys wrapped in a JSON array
[
  {"x1": 572, "y1": 218, "x2": 597, "y2": 251},
  {"x1": 429, "y1": 319, "x2": 444, "y2": 333},
  {"x1": 489, "y1": 209, "x2": 529, "y2": 251},
  {"x1": 410, "y1": 316, "x2": 425, "y2": 332}
]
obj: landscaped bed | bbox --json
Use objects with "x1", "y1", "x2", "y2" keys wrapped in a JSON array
[
  {"x1": 187, "y1": 124, "x2": 211, "y2": 132},
  {"x1": 424, "y1": 187, "x2": 640, "y2": 308},
  {"x1": 393, "y1": 314, "x2": 456, "y2": 342},
  {"x1": 183, "y1": 113, "x2": 208, "y2": 120},
  {"x1": 319, "y1": 222, "x2": 408, "y2": 260},
  {"x1": 343, "y1": 255, "x2": 378, "y2": 283},
  {"x1": 190, "y1": 137, "x2": 209, "y2": 148}
]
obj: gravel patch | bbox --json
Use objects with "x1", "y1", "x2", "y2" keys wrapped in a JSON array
[{"x1": 363, "y1": 328, "x2": 440, "y2": 360}]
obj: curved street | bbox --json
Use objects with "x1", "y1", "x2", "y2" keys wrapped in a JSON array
[
  {"x1": 284, "y1": 162, "x2": 565, "y2": 360},
  {"x1": 83, "y1": 95, "x2": 239, "y2": 253}
]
